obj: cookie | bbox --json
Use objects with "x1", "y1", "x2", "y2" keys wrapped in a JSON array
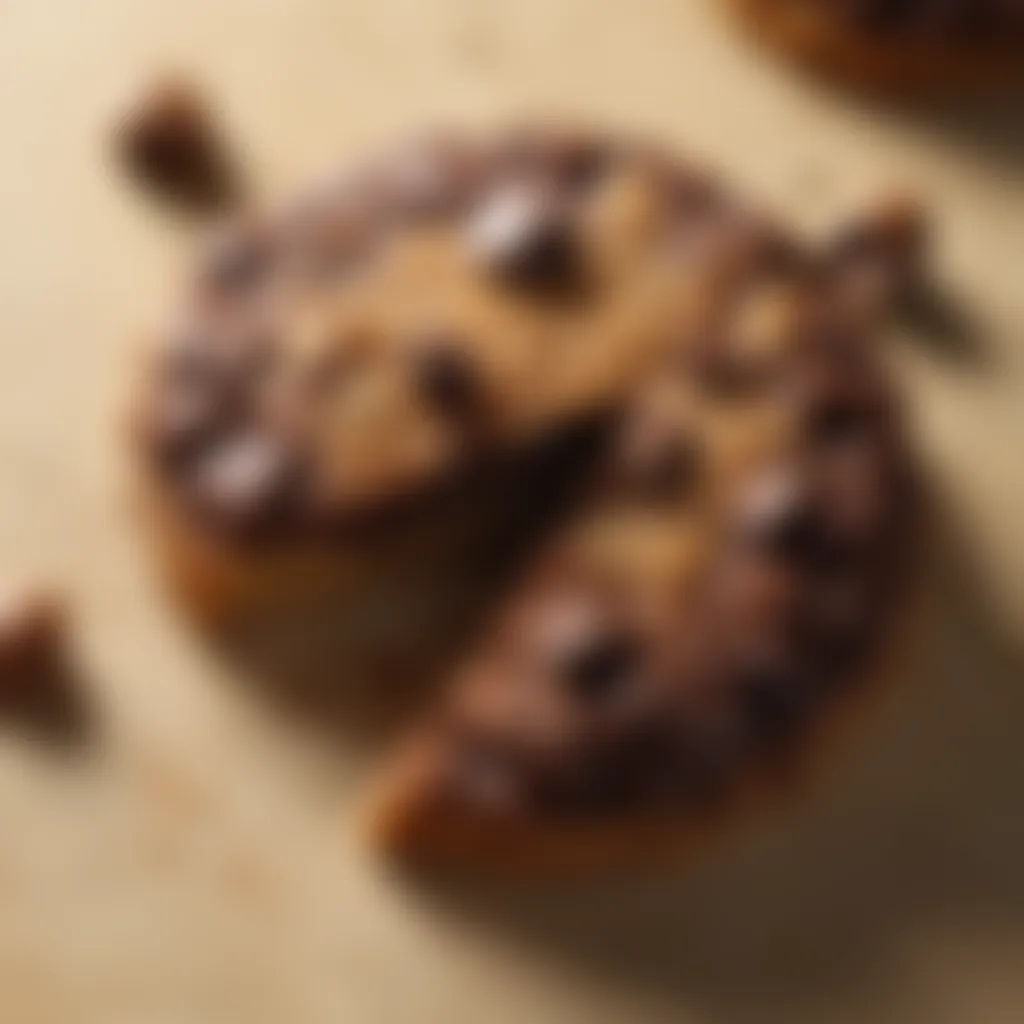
[
  {"x1": 133, "y1": 126, "x2": 921, "y2": 870},
  {"x1": 726, "y1": 0, "x2": 1024, "y2": 90}
]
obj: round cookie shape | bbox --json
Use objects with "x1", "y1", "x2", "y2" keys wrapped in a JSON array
[
  {"x1": 134, "y1": 126, "x2": 920, "y2": 870},
  {"x1": 726, "y1": 0, "x2": 1024, "y2": 90}
]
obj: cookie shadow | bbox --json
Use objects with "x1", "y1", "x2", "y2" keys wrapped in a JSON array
[
  {"x1": 206, "y1": 561, "x2": 503, "y2": 749},
  {"x1": 396, "y1": 504, "x2": 1024, "y2": 1022},
  {"x1": 877, "y1": 94, "x2": 1024, "y2": 175},
  {"x1": 897, "y1": 280, "x2": 992, "y2": 372}
]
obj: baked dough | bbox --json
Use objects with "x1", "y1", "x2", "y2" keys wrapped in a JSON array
[{"x1": 133, "y1": 126, "x2": 921, "y2": 870}]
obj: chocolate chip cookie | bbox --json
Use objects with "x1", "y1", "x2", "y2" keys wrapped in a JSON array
[
  {"x1": 133, "y1": 126, "x2": 921, "y2": 870},
  {"x1": 726, "y1": 0, "x2": 1024, "y2": 90}
]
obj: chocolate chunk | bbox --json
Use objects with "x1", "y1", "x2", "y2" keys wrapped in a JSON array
[
  {"x1": 536, "y1": 601, "x2": 641, "y2": 702},
  {"x1": 467, "y1": 185, "x2": 580, "y2": 288},
  {"x1": 787, "y1": 351, "x2": 891, "y2": 450},
  {"x1": 146, "y1": 380, "x2": 224, "y2": 464},
  {"x1": 115, "y1": 77, "x2": 238, "y2": 211},
  {"x1": 735, "y1": 658, "x2": 810, "y2": 743},
  {"x1": 733, "y1": 462, "x2": 823, "y2": 565},
  {"x1": 628, "y1": 432, "x2": 698, "y2": 502},
  {"x1": 142, "y1": 334, "x2": 224, "y2": 462},
  {"x1": 806, "y1": 393, "x2": 874, "y2": 447},
  {"x1": 614, "y1": 406, "x2": 699, "y2": 501},
  {"x1": 189, "y1": 431, "x2": 299, "y2": 531},
  {"x1": 410, "y1": 333, "x2": 480, "y2": 416},
  {"x1": 551, "y1": 138, "x2": 611, "y2": 194},
  {"x1": 735, "y1": 461, "x2": 866, "y2": 577},
  {"x1": 835, "y1": 192, "x2": 927, "y2": 262},
  {"x1": 561, "y1": 632, "x2": 640, "y2": 701},
  {"x1": 684, "y1": 207, "x2": 802, "y2": 287},
  {"x1": 737, "y1": 445, "x2": 888, "y2": 576},
  {"x1": 146, "y1": 323, "x2": 277, "y2": 464},
  {"x1": 494, "y1": 128, "x2": 612, "y2": 195},
  {"x1": 826, "y1": 193, "x2": 927, "y2": 316},
  {"x1": 162, "y1": 322, "x2": 276, "y2": 398},
  {"x1": 0, "y1": 585, "x2": 65, "y2": 689},
  {"x1": 535, "y1": 131, "x2": 612, "y2": 194}
]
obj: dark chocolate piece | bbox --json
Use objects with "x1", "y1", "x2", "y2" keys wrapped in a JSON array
[
  {"x1": 410, "y1": 333, "x2": 481, "y2": 417},
  {"x1": 116, "y1": 77, "x2": 239, "y2": 211},
  {"x1": 826, "y1": 193, "x2": 927, "y2": 316},
  {"x1": 189, "y1": 431, "x2": 299, "y2": 531},
  {"x1": 558, "y1": 629, "x2": 640, "y2": 702},
  {"x1": 146, "y1": 379, "x2": 224, "y2": 464},
  {"x1": 532, "y1": 599, "x2": 641, "y2": 703},
  {"x1": 733, "y1": 462, "x2": 823, "y2": 564},
  {"x1": 0, "y1": 585, "x2": 65, "y2": 689},
  {"x1": 467, "y1": 185, "x2": 581, "y2": 288},
  {"x1": 614, "y1": 405, "x2": 700, "y2": 501}
]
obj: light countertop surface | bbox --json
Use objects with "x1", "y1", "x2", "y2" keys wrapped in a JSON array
[{"x1": 0, "y1": 2, "x2": 1021, "y2": 1022}]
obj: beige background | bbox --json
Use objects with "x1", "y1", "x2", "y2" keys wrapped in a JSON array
[{"x1": 0, "y1": 1, "x2": 1022, "y2": 1022}]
